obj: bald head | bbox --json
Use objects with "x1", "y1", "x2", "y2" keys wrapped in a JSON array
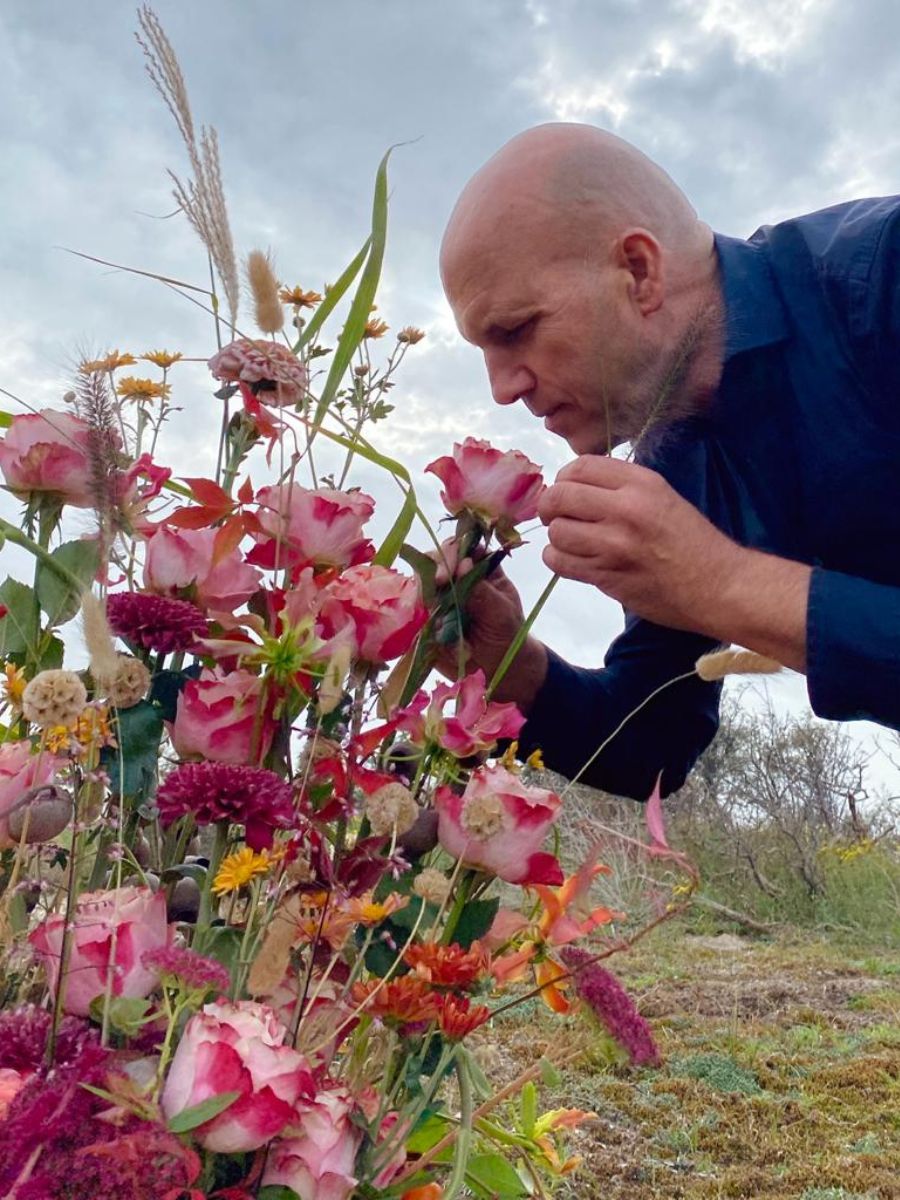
[{"x1": 441, "y1": 123, "x2": 708, "y2": 289}]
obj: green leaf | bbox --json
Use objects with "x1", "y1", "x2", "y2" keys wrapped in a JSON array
[
  {"x1": 149, "y1": 667, "x2": 198, "y2": 722},
  {"x1": 294, "y1": 238, "x2": 371, "y2": 352},
  {"x1": 399, "y1": 542, "x2": 438, "y2": 604},
  {"x1": 405, "y1": 1112, "x2": 452, "y2": 1154},
  {"x1": 0, "y1": 410, "x2": 11, "y2": 428},
  {"x1": 258, "y1": 1188, "x2": 302, "y2": 1200},
  {"x1": 521, "y1": 1080, "x2": 538, "y2": 1138},
  {"x1": 167, "y1": 1089, "x2": 241, "y2": 1133},
  {"x1": 374, "y1": 485, "x2": 417, "y2": 569},
  {"x1": 38, "y1": 633, "x2": 65, "y2": 671},
  {"x1": 35, "y1": 539, "x2": 100, "y2": 627},
  {"x1": 313, "y1": 147, "x2": 393, "y2": 427},
  {"x1": 453, "y1": 896, "x2": 500, "y2": 949},
  {"x1": 0, "y1": 578, "x2": 39, "y2": 658},
  {"x1": 538, "y1": 1056, "x2": 562, "y2": 1087},
  {"x1": 102, "y1": 700, "x2": 164, "y2": 800},
  {"x1": 88, "y1": 995, "x2": 156, "y2": 1035},
  {"x1": 199, "y1": 924, "x2": 244, "y2": 975},
  {"x1": 465, "y1": 1153, "x2": 530, "y2": 1199}
]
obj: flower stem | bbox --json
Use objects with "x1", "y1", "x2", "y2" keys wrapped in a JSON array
[
  {"x1": 443, "y1": 1049, "x2": 474, "y2": 1200},
  {"x1": 486, "y1": 573, "x2": 559, "y2": 699},
  {"x1": 0, "y1": 516, "x2": 85, "y2": 591}
]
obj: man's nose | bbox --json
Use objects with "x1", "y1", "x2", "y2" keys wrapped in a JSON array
[{"x1": 485, "y1": 354, "x2": 535, "y2": 407}]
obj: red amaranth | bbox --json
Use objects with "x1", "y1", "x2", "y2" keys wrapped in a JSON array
[{"x1": 560, "y1": 946, "x2": 660, "y2": 1066}]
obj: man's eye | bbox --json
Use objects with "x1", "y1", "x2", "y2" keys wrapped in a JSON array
[{"x1": 499, "y1": 317, "x2": 534, "y2": 344}]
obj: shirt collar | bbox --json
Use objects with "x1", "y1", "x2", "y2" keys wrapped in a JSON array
[{"x1": 714, "y1": 231, "x2": 790, "y2": 361}]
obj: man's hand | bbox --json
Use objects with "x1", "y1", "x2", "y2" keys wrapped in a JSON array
[
  {"x1": 433, "y1": 556, "x2": 548, "y2": 711},
  {"x1": 539, "y1": 456, "x2": 811, "y2": 672}
]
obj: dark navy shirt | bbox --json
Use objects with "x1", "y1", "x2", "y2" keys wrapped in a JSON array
[{"x1": 519, "y1": 196, "x2": 900, "y2": 799}]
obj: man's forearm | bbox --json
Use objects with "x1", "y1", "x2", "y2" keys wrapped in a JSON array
[{"x1": 704, "y1": 547, "x2": 811, "y2": 673}]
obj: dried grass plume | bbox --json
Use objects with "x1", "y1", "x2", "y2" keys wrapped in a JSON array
[
  {"x1": 246, "y1": 249, "x2": 284, "y2": 334},
  {"x1": 82, "y1": 591, "x2": 120, "y2": 684},
  {"x1": 695, "y1": 648, "x2": 783, "y2": 682}
]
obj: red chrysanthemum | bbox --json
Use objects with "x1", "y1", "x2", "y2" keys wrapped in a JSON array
[
  {"x1": 351, "y1": 977, "x2": 441, "y2": 1024},
  {"x1": 141, "y1": 946, "x2": 231, "y2": 995},
  {"x1": 403, "y1": 941, "x2": 490, "y2": 990},
  {"x1": 107, "y1": 592, "x2": 208, "y2": 654},
  {"x1": 436, "y1": 994, "x2": 492, "y2": 1040},
  {"x1": 156, "y1": 762, "x2": 295, "y2": 850}
]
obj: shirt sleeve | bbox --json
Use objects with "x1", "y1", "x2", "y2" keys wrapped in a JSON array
[
  {"x1": 517, "y1": 613, "x2": 721, "y2": 800},
  {"x1": 806, "y1": 566, "x2": 900, "y2": 726}
]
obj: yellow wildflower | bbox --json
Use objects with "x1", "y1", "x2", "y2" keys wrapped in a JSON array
[
  {"x1": 397, "y1": 326, "x2": 425, "y2": 344},
  {"x1": 116, "y1": 376, "x2": 172, "y2": 402},
  {"x1": 278, "y1": 286, "x2": 322, "y2": 308},
  {"x1": 213, "y1": 847, "x2": 272, "y2": 894},
  {"x1": 79, "y1": 350, "x2": 137, "y2": 374},
  {"x1": 341, "y1": 892, "x2": 407, "y2": 925},
  {"x1": 499, "y1": 740, "x2": 519, "y2": 770},
  {"x1": 1, "y1": 662, "x2": 27, "y2": 709},
  {"x1": 140, "y1": 350, "x2": 183, "y2": 369},
  {"x1": 526, "y1": 747, "x2": 545, "y2": 770},
  {"x1": 363, "y1": 317, "x2": 389, "y2": 339}
]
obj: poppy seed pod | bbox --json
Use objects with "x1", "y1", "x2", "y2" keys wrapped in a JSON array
[{"x1": 6, "y1": 785, "x2": 73, "y2": 844}]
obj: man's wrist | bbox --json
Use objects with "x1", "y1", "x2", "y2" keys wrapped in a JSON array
[
  {"x1": 708, "y1": 546, "x2": 811, "y2": 673},
  {"x1": 491, "y1": 637, "x2": 549, "y2": 712}
]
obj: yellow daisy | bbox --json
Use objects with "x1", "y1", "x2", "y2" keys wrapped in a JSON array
[
  {"x1": 212, "y1": 847, "x2": 272, "y2": 894},
  {"x1": 140, "y1": 350, "x2": 183, "y2": 369},
  {"x1": 115, "y1": 376, "x2": 172, "y2": 402}
]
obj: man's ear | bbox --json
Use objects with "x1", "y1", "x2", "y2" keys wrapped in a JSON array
[{"x1": 615, "y1": 228, "x2": 664, "y2": 315}]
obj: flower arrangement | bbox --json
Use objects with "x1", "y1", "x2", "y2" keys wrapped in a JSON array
[{"x1": 0, "y1": 10, "x2": 700, "y2": 1198}]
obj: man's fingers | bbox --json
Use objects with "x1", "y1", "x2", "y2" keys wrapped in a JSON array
[
  {"x1": 538, "y1": 480, "x2": 614, "y2": 525},
  {"x1": 542, "y1": 543, "x2": 604, "y2": 586},
  {"x1": 544, "y1": 515, "x2": 602, "y2": 557},
  {"x1": 555, "y1": 455, "x2": 644, "y2": 487}
]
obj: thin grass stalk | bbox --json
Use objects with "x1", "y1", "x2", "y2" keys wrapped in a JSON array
[{"x1": 486, "y1": 573, "x2": 560, "y2": 699}]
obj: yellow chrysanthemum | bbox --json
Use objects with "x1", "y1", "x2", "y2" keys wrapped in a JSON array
[
  {"x1": 79, "y1": 350, "x2": 137, "y2": 374},
  {"x1": 278, "y1": 285, "x2": 322, "y2": 308},
  {"x1": 116, "y1": 376, "x2": 172, "y2": 402},
  {"x1": 1, "y1": 662, "x2": 27, "y2": 709},
  {"x1": 397, "y1": 326, "x2": 425, "y2": 344},
  {"x1": 363, "y1": 317, "x2": 389, "y2": 339},
  {"x1": 212, "y1": 847, "x2": 272, "y2": 894},
  {"x1": 141, "y1": 350, "x2": 183, "y2": 369}
]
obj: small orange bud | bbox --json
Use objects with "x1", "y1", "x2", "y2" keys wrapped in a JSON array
[{"x1": 401, "y1": 1185, "x2": 443, "y2": 1200}]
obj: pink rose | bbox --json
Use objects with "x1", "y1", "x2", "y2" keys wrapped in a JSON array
[
  {"x1": 316, "y1": 564, "x2": 428, "y2": 664},
  {"x1": 0, "y1": 742, "x2": 58, "y2": 848},
  {"x1": 435, "y1": 764, "x2": 563, "y2": 885},
  {"x1": 161, "y1": 1000, "x2": 315, "y2": 1153},
  {"x1": 171, "y1": 667, "x2": 273, "y2": 764},
  {"x1": 425, "y1": 437, "x2": 544, "y2": 542},
  {"x1": 262, "y1": 1087, "x2": 362, "y2": 1200},
  {"x1": 29, "y1": 886, "x2": 171, "y2": 1017},
  {"x1": 0, "y1": 409, "x2": 101, "y2": 508},
  {"x1": 144, "y1": 527, "x2": 261, "y2": 614},
  {"x1": 250, "y1": 483, "x2": 375, "y2": 571},
  {"x1": 399, "y1": 669, "x2": 525, "y2": 758}
]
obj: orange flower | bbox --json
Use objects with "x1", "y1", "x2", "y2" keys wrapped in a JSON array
[
  {"x1": 363, "y1": 317, "x2": 389, "y2": 339},
  {"x1": 279, "y1": 286, "x2": 323, "y2": 308},
  {"x1": 115, "y1": 376, "x2": 171, "y2": 402},
  {"x1": 401, "y1": 1184, "x2": 443, "y2": 1200},
  {"x1": 397, "y1": 326, "x2": 425, "y2": 344},
  {"x1": 141, "y1": 350, "x2": 183, "y2": 369},
  {"x1": 403, "y1": 941, "x2": 489, "y2": 989},
  {"x1": 436, "y1": 994, "x2": 491, "y2": 1040},
  {"x1": 340, "y1": 891, "x2": 407, "y2": 926},
  {"x1": 78, "y1": 350, "x2": 137, "y2": 374},
  {"x1": 1, "y1": 662, "x2": 27, "y2": 709},
  {"x1": 352, "y1": 976, "x2": 441, "y2": 1024}
]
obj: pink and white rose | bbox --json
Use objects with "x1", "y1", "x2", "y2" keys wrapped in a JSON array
[
  {"x1": 316, "y1": 564, "x2": 428, "y2": 664},
  {"x1": 0, "y1": 409, "x2": 102, "y2": 508},
  {"x1": 262, "y1": 1086, "x2": 362, "y2": 1200},
  {"x1": 0, "y1": 742, "x2": 58, "y2": 848},
  {"x1": 29, "y1": 885, "x2": 171, "y2": 1017},
  {"x1": 426, "y1": 437, "x2": 544, "y2": 542},
  {"x1": 250, "y1": 483, "x2": 375, "y2": 571},
  {"x1": 399, "y1": 669, "x2": 525, "y2": 759},
  {"x1": 144, "y1": 527, "x2": 261, "y2": 614},
  {"x1": 170, "y1": 667, "x2": 273, "y2": 764},
  {"x1": 161, "y1": 1000, "x2": 315, "y2": 1153},
  {"x1": 435, "y1": 763, "x2": 563, "y2": 885}
]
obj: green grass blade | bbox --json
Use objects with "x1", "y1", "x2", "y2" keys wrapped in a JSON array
[
  {"x1": 293, "y1": 236, "x2": 371, "y2": 353},
  {"x1": 312, "y1": 147, "x2": 392, "y2": 428}
]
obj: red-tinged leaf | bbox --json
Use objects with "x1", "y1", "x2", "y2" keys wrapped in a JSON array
[
  {"x1": 167, "y1": 506, "x2": 222, "y2": 530},
  {"x1": 241, "y1": 510, "x2": 264, "y2": 537},
  {"x1": 645, "y1": 773, "x2": 669, "y2": 851},
  {"x1": 184, "y1": 477, "x2": 234, "y2": 511},
  {"x1": 212, "y1": 516, "x2": 246, "y2": 565},
  {"x1": 351, "y1": 720, "x2": 399, "y2": 761},
  {"x1": 237, "y1": 476, "x2": 254, "y2": 505}
]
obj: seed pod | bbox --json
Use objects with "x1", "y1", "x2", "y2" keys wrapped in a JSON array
[
  {"x1": 167, "y1": 876, "x2": 201, "y2": 923},
  {"x1": 7, "y1": 785, "x2": 73, "y2": 843},
  {"x1": 398, "y1": 808, "x2": 439, "y2": 860}
]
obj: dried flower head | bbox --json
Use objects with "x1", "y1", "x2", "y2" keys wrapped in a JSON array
[
  {"x1": 141, "y1": 349, "x2": 183, "y2": 369},
  {"x1": 212, "y1": 846, "x2": 273, "y2": 894},
  {"x1": 156, "y1": 761, "x2": 294, "y2": 850},
  {"x1": 247, "y1": 892, "x2": 302, "y2": 996},
  {"x1": 246, "y1": 249, "x2": 284, "y2": 334},
  {"x1": 116, "y1": 376, "x2": 171, "y2": 402},
  {"x1": 412, "y1": 867, "x2": 451, "y2": 906},
  {"x1": 363, "y1": 317, "x2": 390, "y2": 340},
  {"x1": 22, "y1": 670, "x2": 87, "y2": 730},
  {"x1": 107, "y1": 591, "x2": 208, "y2": 654},
  {"x1": 141, "y1": 945, "x2": 230, "y2": 995},
  {"x1": 99, "y1": 654, "x2": 151, "y2": 709},
  {"x1": 208, "y1": 337, "x2": 309, "y2": 408},
  {"x1": 397, "y1": 326, "x2": 425, "y2": 344},
  {"x1": 365, "y1": 782, "x2": 419, "y2": 838},
  {"x1": 279, "y1": 285, "x2": 322, "y2": 308},
  {"x1": 695, "y1": 648, "x2": 783, "y2": 682}
]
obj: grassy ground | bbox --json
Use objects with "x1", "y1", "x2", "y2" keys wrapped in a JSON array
[{"x1": 478, "y1": 923, "x2": 900, "y2": 1199}]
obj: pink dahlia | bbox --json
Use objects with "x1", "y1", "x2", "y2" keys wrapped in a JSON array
[
  {"x1": 156, "y1": 762, "x2": 295, "y2": 850},
  {"x1": 208, "y1": 338, "x2": 309, "y2": 408},
  {"x1": 107, "y1": 592, "x2": 207, "y2": 654}
]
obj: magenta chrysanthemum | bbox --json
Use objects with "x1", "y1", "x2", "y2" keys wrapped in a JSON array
[
  {"x1": 0, "y1": 1004, "x2": 99, "y2": 1072},
  {"x1": 141, "y1": 945, "x2": 230, "y2": 995},
  {"x1": 208, "y1": 338, "x2": 309, "y2": 408},
  {"x1": 156, "y1": 762, "x2": 295, "y2": 850},
  {"x1": 107, "y1": 592, "x2": 208, "y2": 654},
  {"x1": 560, "y1": 947, "x2": 660, "y2": 1066}
]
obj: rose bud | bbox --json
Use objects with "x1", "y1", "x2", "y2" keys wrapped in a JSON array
[{"x1": 6, "y1": 785, "x2": 73, "y2": 844}]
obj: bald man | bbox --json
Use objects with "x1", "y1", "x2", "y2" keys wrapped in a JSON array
[{"x1": 440, "y1": 124, "x2": 900, "y2": 798}]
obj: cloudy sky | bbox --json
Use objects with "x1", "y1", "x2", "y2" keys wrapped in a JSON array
[{"x1": 2, "y1": 0, "x2": 898, "y2": 789}]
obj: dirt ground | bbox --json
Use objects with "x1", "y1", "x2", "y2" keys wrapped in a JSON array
[{"x1": 476, "y1": 924, "x2": 900, "y2": 1200}]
